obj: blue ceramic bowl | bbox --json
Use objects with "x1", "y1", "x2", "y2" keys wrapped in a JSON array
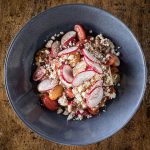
[{"x1": 5, "y1": 4, "x2": 147, "y2": 145}]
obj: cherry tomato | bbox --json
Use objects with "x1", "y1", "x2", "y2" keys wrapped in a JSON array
[
  {"x1": 65, "y1": 88, "x2": 75, "y2": 98},
  {"x1": 33, "y1": 66, "x2": 46, "y2": 81},
  {"x1": 41, "y1": 94, "x2": 58, "y2": 111},
  {"x1": 74, "y1": 25, "x2": 86, "y2": 41}
]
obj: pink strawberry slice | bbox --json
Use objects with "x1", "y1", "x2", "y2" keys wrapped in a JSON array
[
  {"x1": 82, "y1": 49, "x2": 99, "y2": 64},
  {"x1": 72, "y1": 70, "x2": 95, "y2": 87},
  {"x1": 86, "y1": 86, "x2": 103, "y2": 108},
  {"x1": 58, "y1": 46, "x2": 78, "y2": 56},
  {"x1": 51, "y1": 41, "x2": 60, "y2": 58},
  {"x1": 37, "y1": 79, "x2": 58, "y2": 92},
  {"x1": 60, "y1": 64, "x2": 73, "y2": 83},
  {"x1": 33, "y1": 66, "x2": 46, "y2": 81},
  {"x1": 61, "y1": 31, "x2": 76, "y2": 46},
  {"x1": 84, "y1": 57, "x2": 102, "y2": 74}
]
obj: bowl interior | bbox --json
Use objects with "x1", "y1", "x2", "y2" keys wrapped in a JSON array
[{"x1": 5, "y1": 4, "x2": 146, "y2": 145}]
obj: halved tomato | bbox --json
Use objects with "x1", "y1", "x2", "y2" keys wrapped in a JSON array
[{"x1": 41, "y1": 94, "x2": 58, "y2": 111}]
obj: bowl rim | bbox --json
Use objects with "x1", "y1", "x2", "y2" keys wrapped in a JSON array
[{"x1": 4, "y1": 3, "x2": 147, "y2": 146}]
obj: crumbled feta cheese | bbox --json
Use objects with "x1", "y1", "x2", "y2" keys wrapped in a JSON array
[
  {"x1": 50, "y1": 71, "x2": 57, "y2": 79},
  {"x1": 59, "y1": 58, "x2": 64, "y2": 62},
  {"x1": 117, "y1": 83, "x2": 120, "y2": 86},
  {"x1": 51, "y1": 36, "x2": 55, "y2": 40},
  {"x1": 75, "y1": 93, "x2": 83, "y2": 102},
  {"x1": 45, "y1": 49, "x2": 50, "y2": 54},
  {"x1": 45, "y1": 40, "x2": 53, "y2": 48},
  {"x1": 77, "y1": 85, "x2": 84, "y2": 93},
  {"x1": 87, "y1": 115, "x2": 92, "y2": 118},
  {"x1": 109, "y1": 92, "x2": 116, "y2": 99},
  {"x1": 90, "y1": 37, "x2": 94, "y2": 41},
  {"x1": 84, "y1": 81, "x2": 91, "y2": 88},
  {"x1": 89, "y1": 30, "x2": 93, "y2": 33},
  {"x1": 67, "y1": 112, "x2": 75, "y2": 120},
  {"x1": 56, "y1": 34, "x2": 60, "y2": 37},
  {"x1": 81, "y1": 101, "x2": 87, "y2": 109},
  {"x1": 57, "y1": 108, "x2": 63, "y2": 114},
  {"x1": 79, "y1": 109, "x2": 84, "y2": 114},
  {"x1": 68, "y1": 55, "x2": 74, "y2": 60},
  {"x1": 67, "y1": 105, "x2": 72, "y2": 113},
  {"x1": 63, "y1": 110, "x2": 69, "y2": 115},
  {"x1": 68, "y1": 41, "x2": 73, "y2": 46},
  {"x1": 115, "y1": 52, "x2": 120, "y2": 56},
  {"x1": 77, "y1": 114, "x2": 83, "y2": 120},
  {"x1": 72, "y1": 88, "x2": 78, "y2": 95},
  {"x1": 81, "y1": 92, "x2": 86, "y2": 98},
  {"x1": 58, "y1": 97, "x2": 68, "y2": 106},
  {"x1": 60, "y1": 31, "x2": 64, "y2": 35}
]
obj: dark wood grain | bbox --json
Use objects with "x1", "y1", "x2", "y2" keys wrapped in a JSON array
[{"x1": 0, "y1": 0, "x2": 150, "y2": 150}]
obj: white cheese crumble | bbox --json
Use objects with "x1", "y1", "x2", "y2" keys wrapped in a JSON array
[
  {"x1": 58, "y1": 96, "x2": 68, "y2": 106},
  {"x1": 57, "y1": 108, "x2": 63, "y2": 114},
  {"x1": 45, "y1": 40, "x2": 53, "y2": 48},
  {"x1": 67, "y1": 112, "x2": 75, "y2": 120},
  {"x1": 63, "y1": 110, "x2": 69, "y2": 115},
  {"x1": 51, "y1": 36, "x2": 55, "y2": 40}
]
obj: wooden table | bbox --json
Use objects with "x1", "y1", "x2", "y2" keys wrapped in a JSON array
[{"x1": 0, "y1": 0, "x2": 150, "y2": 149}]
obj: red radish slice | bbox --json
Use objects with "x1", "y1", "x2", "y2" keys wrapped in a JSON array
[
  {"x1": 60, "y1": 65, "x2": 73, "y2": 83},
  {"x1": 74, "y1": 25, "x2": 86, "y2": 41},
  {"x1": 73, "y1": 61, "x2": 87, "y2": 76},
  {"x1": 72, "y1": 70, "x2": 95, "y2": 86},
  {"x1": 86, "y1": 86, "x2": 103, "y2": 108},
  {"x1": 38, "y1": 79, "x2": 58, "y2": 92},
  {"x1": 33, "y1": 66, "x2": 46, "y2": 81},
  {"x1": 58, "y1": 46, "x2": 78, "y2": 56},
  {"x1": 84, "y1": 57, "x2": 102, "y2": 74},
  {"x1": 61, "y1": 31, "x2": 76, "y2": 46},
  {"x1": 87, "y1": 80, "x2": 103, "y2": 95},
  {"x1": 60, "y1": 76, "x2": 72, "y2": 88},
  {"x1": 82, "y1": 49, "x2": 99, "y2": 64},
  {"x1": 51, "y1": 41, "x2": 60, "y2": 58}
]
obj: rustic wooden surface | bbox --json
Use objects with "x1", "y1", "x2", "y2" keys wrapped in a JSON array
[{"x1": 0, "y1": 0, "x2": 150, "y2": 150}]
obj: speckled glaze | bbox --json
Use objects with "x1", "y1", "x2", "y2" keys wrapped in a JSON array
[{"x1": 4, "y1": 4, "x2": 147, "y2": 145}]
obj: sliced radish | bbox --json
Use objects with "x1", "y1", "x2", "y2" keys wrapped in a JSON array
[
  {"x1": 87, "y1": 80, "x2": 103, "y2": 95},
  {"x1": 72, "y1": 70, "x2": 95, "y2": 86},
  {"x1": 37, "y1": 79, "x2": 58, "y2": 92},
  {"x1": 33, "y1": 66, "x2": 46, "y2": 81},
  {"x1": 60, "y1": 65, "x2": 73, "y2": 83},
  {"x1": 84, "y1": 57, "x2": 102, "y2": 74},
  {"x1": 51, "y1": 41, "x2": 60, "y2": 58},
  {"x1": 60, "y1": 76, "x2": 72, "y2": 88},
  {"x1": 73, "y1": 61, "x2": 87, "y2": 76},
  {"x1": 82, "y1": 49, "x2": 99, "y2": 64},
  {"x1": 86, "y1": 86, "x2": 103, "y2": 108},
  {"x1": 61, "y1": 31, "x2": 76, "y2": 46},
  {"x1": 58, "y1": 46, "x2": 78, "y2": 56}
]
